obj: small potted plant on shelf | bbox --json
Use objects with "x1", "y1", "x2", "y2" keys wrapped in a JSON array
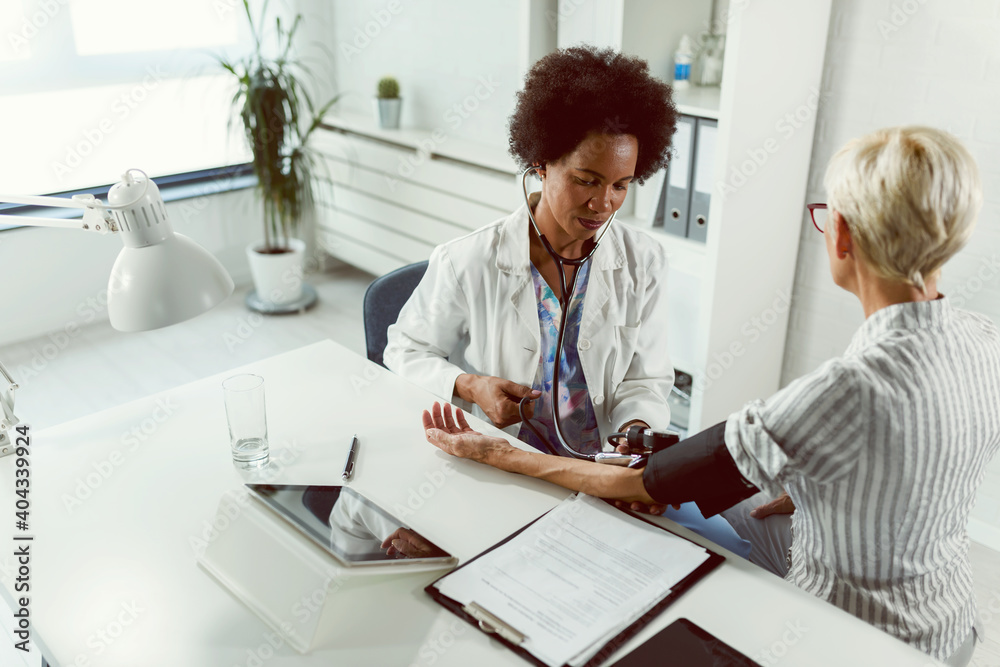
[
  {"x1": 217, "y1": 0, "x2": 340, "y2": 312},
  {"x1": 374, "y1": 76, "x2": 401, "y2": 129}
]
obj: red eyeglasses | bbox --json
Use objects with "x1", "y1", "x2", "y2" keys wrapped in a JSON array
[{"x1": 807, "y1": 203, "x2": 828, "y2": 233}]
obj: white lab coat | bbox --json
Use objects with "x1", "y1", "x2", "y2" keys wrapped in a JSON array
[{"x1": 385, "y1": 202, "x2": 673, "y2": 445}]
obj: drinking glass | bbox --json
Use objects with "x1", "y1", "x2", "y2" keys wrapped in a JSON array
[{"x1": 222, "y1": 374, "x2": 269, "y2": 469}]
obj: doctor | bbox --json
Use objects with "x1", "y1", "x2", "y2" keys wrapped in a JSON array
[
  {"x1": 386, "y1": 45, "x2": 751, "y2": 556},
  {"x1": 385, "y1": 45, "x2": 676, "y2": 453}
]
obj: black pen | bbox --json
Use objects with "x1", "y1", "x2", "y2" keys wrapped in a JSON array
[{"x1": 342, "y1": 434, "x2": 359, "y2": 481}]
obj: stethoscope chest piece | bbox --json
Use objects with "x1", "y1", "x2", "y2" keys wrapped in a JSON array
[{"x1": 519, "y1": 166, "x2": 626, "y2": 463}]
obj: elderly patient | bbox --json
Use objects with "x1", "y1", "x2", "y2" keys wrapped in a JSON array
[{"x1": 420, "y1": 126, "x2": 998, "y2": 667}]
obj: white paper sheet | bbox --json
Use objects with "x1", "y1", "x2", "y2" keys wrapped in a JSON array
[{"x1": 435, "y1": 494, "x2": 710, "y2": 667}]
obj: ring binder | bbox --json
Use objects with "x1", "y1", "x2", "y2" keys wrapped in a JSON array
[
  {"x1": 661, "y1": 115, "x2": 696, "y2": 238},
  {"x1": 687, "y1": 118, "x2": 717, "y2": 243}
]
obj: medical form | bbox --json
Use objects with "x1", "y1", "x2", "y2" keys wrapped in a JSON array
[{"x1": 431, "y1": 494, "x2": 714, "y2": 667}]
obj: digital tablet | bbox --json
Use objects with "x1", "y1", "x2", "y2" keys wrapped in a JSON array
[
  {"x1": 245, "y1": 484, "x2": 455, "y2": 568},
  {"x1": 613, "y1": 618, "x2": 761, "y2": 666}
]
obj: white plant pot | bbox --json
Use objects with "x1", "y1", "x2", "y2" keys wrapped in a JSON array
[
  {"x1": 246, "y1": 238, "x2": 306, "y2": 305},
  {"x1": 373, "y1": 97, "x2": 402, "y2": 129}
]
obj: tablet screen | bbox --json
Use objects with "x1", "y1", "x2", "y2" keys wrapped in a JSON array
[
  {"x1": 246, "y1": 484, "x2": 454, "y2": 567},
  {"x1": 613, "y1": 618, "x2": 761, "y2": 666}
]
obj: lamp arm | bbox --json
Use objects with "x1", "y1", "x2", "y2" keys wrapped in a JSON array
[
  {"x1": 0, "y1": 193, "x2": 118, "y2": 234},
  {"x1": 0, "y1": 360, "x2": 18, "y2": 459}
]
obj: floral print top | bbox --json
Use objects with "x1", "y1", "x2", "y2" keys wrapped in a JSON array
[{"x1": 517, "y1": 261, "x2": 601, "y2": 455}]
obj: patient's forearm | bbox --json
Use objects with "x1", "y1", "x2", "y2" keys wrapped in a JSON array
[{"x1": 484, "y1": 445, "x2": 656, "y2": 503}]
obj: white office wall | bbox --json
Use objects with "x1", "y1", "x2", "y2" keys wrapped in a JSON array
[
  {"x1": 0, "y1": 189, "x2": 262, "y2": 346},
  {"x1": 780, "y1": 0, "x2": 1000, "y2": 540},
  {"x1": 313, "y1": 0, "x2": 521, "y2": 146}
]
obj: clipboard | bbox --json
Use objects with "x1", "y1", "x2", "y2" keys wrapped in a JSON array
[{"x1": 425, "y1": 499, "x2": 725, "y2": 667}]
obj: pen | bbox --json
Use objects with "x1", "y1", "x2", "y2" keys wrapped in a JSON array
[{"x1": 342, "y1": 434, "x2": 359, "y2": 481}]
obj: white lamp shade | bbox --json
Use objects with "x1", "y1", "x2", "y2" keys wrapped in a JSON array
[{"x1": 107, "y1": 232, "x2": 235, "y2": 332}]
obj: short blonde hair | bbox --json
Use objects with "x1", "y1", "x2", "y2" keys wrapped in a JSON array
[{"x1": 824, "y1": 126, "x2": 983, "y2": 292}]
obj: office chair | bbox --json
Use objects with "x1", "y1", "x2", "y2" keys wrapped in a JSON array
[{"x1": 363, "y1": 260, "x2": 429, "y2": 368}]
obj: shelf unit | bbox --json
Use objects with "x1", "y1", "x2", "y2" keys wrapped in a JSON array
[
  {"x1": 558, "y1": 0, "x2": 833, "y2": 430},
  {"x1": 310, "y1": 113, "x2": 520, "y2": 277}
]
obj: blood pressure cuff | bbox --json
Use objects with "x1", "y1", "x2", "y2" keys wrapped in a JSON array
[{"x1": 642, "y1": 421, "x2": 759, "y2": 518}]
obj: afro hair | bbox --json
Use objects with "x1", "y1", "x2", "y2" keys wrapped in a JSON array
[{"x1": 508, "y1": 46, "x2": 677, "y2": 184}]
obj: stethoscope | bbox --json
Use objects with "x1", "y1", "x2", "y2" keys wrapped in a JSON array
[{"x1": 516, "y1": 166, "x2": 648, "y2": 467}]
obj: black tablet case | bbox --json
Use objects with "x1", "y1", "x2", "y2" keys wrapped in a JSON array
[
  {"x1": 611, "y1": 618, "x2": 761, "y2": 666},
  {"x1": 425, "y1": 502, "x2": 726, "y2": 667}
]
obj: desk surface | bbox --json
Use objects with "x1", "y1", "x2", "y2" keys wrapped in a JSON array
[{"x1": 0, "y1": 340, "x2": 940, "y2": 666}]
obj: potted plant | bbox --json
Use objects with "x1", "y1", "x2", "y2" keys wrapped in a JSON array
[
  {"x1": 218, "y1": 0, "x2": 340, "y2": 310},
  {"x1": 374, "y1": 76, "x2": 401, "y2": 129}
]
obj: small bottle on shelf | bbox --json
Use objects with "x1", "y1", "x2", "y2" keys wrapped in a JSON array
[{"x1": 673, "y1": 34, "x2": 694, "y2": 90}]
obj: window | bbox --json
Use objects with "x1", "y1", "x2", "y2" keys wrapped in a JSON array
[{"x1": 0, "y1": 0, "x2": 276, "y2": 198}]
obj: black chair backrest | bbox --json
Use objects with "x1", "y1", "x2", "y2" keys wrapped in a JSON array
[{"x1": 363, "y1": 260, "x2": 429, "y2": 368}]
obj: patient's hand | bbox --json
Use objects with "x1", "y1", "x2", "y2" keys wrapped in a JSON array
[
  {"x1": 423, "y1": 401, "x2": 511, "y2": 463},
  {"x1": 750, "y1": 491, "x2": 795, "y2": 519},
  {"x1": 455, "y1": 374, "x2": 540, "y2": 429}
]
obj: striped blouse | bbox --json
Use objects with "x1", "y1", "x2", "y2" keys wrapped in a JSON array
[{"x1": 725, "y1": 298, "x2": 1000, "y2": 661}]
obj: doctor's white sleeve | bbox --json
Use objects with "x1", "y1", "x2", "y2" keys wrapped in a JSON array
[
  {"x1": 607, "y1": 249, "x2": 674, "y2": 433},
  {"x1": 384, "y1": 244, "x2": 471, "y2": 402}
]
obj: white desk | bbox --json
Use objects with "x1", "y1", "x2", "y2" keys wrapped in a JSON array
[{"x1": 0, "y1": 341, "x2": 940, "y2": 666}]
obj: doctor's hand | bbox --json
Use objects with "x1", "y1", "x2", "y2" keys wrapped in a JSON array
[
  {"x1": 455, "y1": 374, "x2": 541, "y2": 429},
  {"x1": 423, "y1": 401, "x2": 513, "y2": 463},
  {"x1": 750, "y1": 491, "x2": 795, "y2": 519},
  {"x1": 613, "y1": 499, "x2": 671, "y2": 515},
  {"x1": 613, "y1": 420, "x2": 651, "y2": 451}
]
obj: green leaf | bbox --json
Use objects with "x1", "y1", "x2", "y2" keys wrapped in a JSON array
[{"x1": 214, "y1": 2, "x2": 340, "y2": 249}]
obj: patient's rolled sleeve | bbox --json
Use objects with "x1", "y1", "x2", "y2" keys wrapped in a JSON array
[{"x1": 724, "y1": 400, "x2": 788, "y2": 498}]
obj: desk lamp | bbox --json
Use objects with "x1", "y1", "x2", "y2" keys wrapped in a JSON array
[{"x1": 0, "y1": 168, "x2": 236, "y2": 455}]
